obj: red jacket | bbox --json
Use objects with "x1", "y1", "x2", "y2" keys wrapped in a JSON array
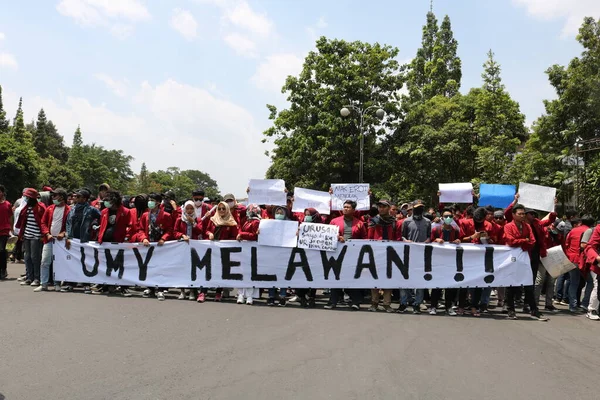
[
  {"x1": 40, "y1": 204, "x2": 70, "y2": 244},
  {"x1": 128, "y1": 208, "x2": 147, "y2": 243},
  {"x1": 0, "y1": 200, "x2": 12, "y2": 236},
  {"x1": 98, "y1": 206, "x2": 131, "y2": 244},
  {"x1": 138, "y1": 209, "x2": 173, "y2": 242},
  {"x1": 160, "y1": 203, "x2": 180, "y2": 229},
  {"x1": 367, "y1": 216, "x2": 398, "y2": 241},
  {"x1": 431, "y1": 225, "x2": 462, "y2": 242},
  {"x1": 460, "y1": 219, "x2": 495, "y2": 244},
  {"x1": 205, "y1": 220, "x2": 239, "y2": 240},
  {"x1": 173, "y1": 217, "x2": 203, "y2": 240},
  {"x1": 584, "y1": 225, "x2": 600, "y2": 275},
  {"x1": 238, "y1": 219, "x2": 260, "y2": 241},
  {"x1": 16, "y1": 203, "x2": 47, "y2": 240},
  {"x1": 565, "y1": 225, "x2": 589, "y2": 265},
  {"x1": 504, "y1": 221, "x2": 536, "y2": 252},
  {"x1": 330, "y1": 216, "x2": 367, "y2": 239}
]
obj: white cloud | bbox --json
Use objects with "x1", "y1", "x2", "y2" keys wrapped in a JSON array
[
  {"x1": 306, "y1": 16, "x2": 328, "y2": 39},
  {"x1": 0, "y1": 53, "x2": 18, "y2": 70},
  {"x1": 94, "y1": 73, "x2": 129, "y2": 97},
  {"x1": 56, "y1": 0, "x2": 151, "y2": 37},
  {"x1": 223, "y1": 1, "x2": 273, "y2": 37},
  {"x1": 223, "y1": 32, "x2": 257, "y2": 57},
  {"x1": 170, "y1": 8, "x2": 198, "y2": 40},
  {"x1": 513, "y1": 0, "x2": 600, "y2": 37},
  {"x1": 251, "y1": 53, "x2": 304, "y2": 93}
]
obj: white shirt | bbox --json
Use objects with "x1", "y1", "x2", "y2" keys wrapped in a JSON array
[{"x1": 50, "y1": 206, "x2": 65, "y2": 236}]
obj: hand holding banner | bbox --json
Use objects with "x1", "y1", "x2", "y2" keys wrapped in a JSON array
[
  {"x1": 257, "y1": 219, "x2": 299, "y2": 248},
  {"x1": 297, "y1": 223, "x2": 339, "y2": 252},
  {"x1": 518, "y1": 182, "x2": 556, "y2": 212},
  {"x1": 439, "y1": 183, "x2": 474, "y2": 203},
  {"x1": 541, "y1": 245, "x2": 575, "y2": 278},
  {"x1": 248, "y1": 179, "x2": 287, "y2": 206},
  {"x1": 331, "y1": 184, "x2": 370, "y2": 211},
  {"x1": 292, "y1": 188, "x2": 331, "y2": 215},
  {"x1": 479, "y1": 184, "x2": 516, "y2": 208}
]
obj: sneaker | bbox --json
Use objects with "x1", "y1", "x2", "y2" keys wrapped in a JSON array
[
  {"x1": 586, "y1": 310, "x2": 600, "y2": 320},
  {"x1": 544, "y1": 305, "x2": 559, "y2": 313},
  {"x1": 20, "y1": 280, "x2": 31, "y2": 286},
  {"x1": 446, "y1": 308, "x2": 457, "y2": 316},
  {"x1": 178, "y1": 292, "x2": 186, "y2": 300},
  {"x1": 553, "y1": 299, "x2": 563, "y2": 306},
  {"x1": 530, "y1": 310, "x2": 548, "y2": 321},
  {"x1": 118, "y1": 287, "x2": 132, "y2": 297},
  {"x1": 215, "y1": 293, "x2": 222, "y2": 302},
  {"x1": 559, "y1": 300, "x2": 569, "y2": 306},
  {"x1": 396, "y1": 304, "x2": 407, "y2": 313},
  {"x1": 17, "y1": 275, "x2": 27, "y2": 282},
  {"x1": 197, "y1": 293, "x2": 206, "y2": 303},
  {"x1": 142, "y1": 289, "x2": 152, "y2": 298},
  {"x1": 413, "y1": 306, "x2": 422, "y2": 314},
  {"x1": 30, "y1": 280, "x2": 40, "y2": 287},
  {"x1": 351, "y1": 304, "x2": 360, "y2": 311},
  {"x1": 368, "y1": 305, "x2": 378, "y2": 312},
  {"x1": 267, "y1": 298, "x2": 275, "y2": 306},
  {"x1": 188, "y1": 292, "x2": 195, "y2": 301},
  {"x1": 54, "y1": 284, "x2": 61, "y2": 292},
  {"x1": 429, "y1": 307, "x2": 437, "y2": 315},
  {"x1": 237, "y1": 294, "x2": 244, "y2": 304},
  {"x1": 246, "y1": 297, "x2": 253, "y2": 305},
  {"x1": 60, "y1": 285, "x2": 73, "y2": 292},
  {"x1": 157, "y1": 292, "x2": 165, "y2": 301},
  {"x1": 568, "y1": 308, "x2": 580, "y2": 314},
  {"x1": 480, "y1": 304, "x2": 489, "y2": 313},
  {"x1": 324, "y1": 303, "x2": 335, "y2": 310},
  {"x1": 382, "y1": 305, "x2": 394, "y2": 313},
  {"x1": 278, "y1": 297, "x2": 287, "y2": 307},
  {"x1": 507, "y1": 310, "x2": 517, "y2": 320},
  {"x1": 33, "y1": 285, "x2": 47, "y2": 292},
  {"x1": 522, "y1": 305, "x2": 530, "y2": 314},
  {"x1": 289, "y1": 295, "x2": 299, "y2": 303},
  {"x1": 91, "y1": 286, "x2": 106, "y2": 295}
]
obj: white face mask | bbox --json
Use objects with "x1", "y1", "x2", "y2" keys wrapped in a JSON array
[{"x1": 194, "y1": 200, "x2": 203, "y2": 207}]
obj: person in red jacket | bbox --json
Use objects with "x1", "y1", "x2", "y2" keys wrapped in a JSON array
[
  {"x1": 91, "y1": 183, "x2": 110, "y2": 210},
  {"x1": 173, "y1": 200, "x2": 204, "y2": 301},
  {"x1": 563, "y1": 217, "x2": 589, "y2": 313},
  {"x1": 235, "y1": 204, "x2": 261, "y2": 305},
  {"x1": 16, "y1": 188, "x2": 46, "y2": 286},
  {"x1": 201, "y1": 201, "x2": 239, "y2": 303},
  {"x1": 0, "y1": 184, "x2": 12, "y2": 280},
  {"x1": 35, "y1": 188, "x2": 70, "y2": 292},
  {"x1": 128, "y1": 194, "x2": 148, "y2": 243},
  {"x1": 139, "y1": 193, "x2": 173, "y2": 301},
  {"x1": 326, "y1": 200, "x2": 367, "y2": 310},
  {"x1": 295, "y1": 208, "x2": 324, "y2": 308},
  {"x1": 583, "y1": 220, "x2": 600, "y2": 320},
  {"x1": 503, "y1": 203, "x2": 547, "y2": 320},
  {"x1": 367, "y1": 199, "x2": 397, "y2": 312}
]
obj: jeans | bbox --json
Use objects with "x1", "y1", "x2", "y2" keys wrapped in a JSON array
[
  {"x1": 330, "y1": 289, "x2": 362, "y2": 306},
  {"x1": 23, "y1": 238, "x2": 42, "y2": 282},
  {"x1": 588, "y1": 271, "x2": 599, "y2": 313},
  {"x1": 400, "y1": 289, "x2": 424, "y2": 306},
  {"x1": 567, "y1": 267, "x2": 581, "y2": 310},
  {"x1": 40, "y1": 241, "x2": 54, "y2": 286},
  {"x1": 0, "y1": 235, "x2": 7, "y2": 278},
  {"x1": 268, "y1": 287, "x2": 287, "y2": 299},
  {"x1": 534, "y1": 263, "x2": 555, "y2": 308},
  {"x1": 581, "y1": 273, "x2": 594, "y2": 309},
  {"x1": 480, "y1": 287, "x2": 492, "y2": 306},
  {"x1": 555, "y1": 272, "x2": 569, "y2": 300}
]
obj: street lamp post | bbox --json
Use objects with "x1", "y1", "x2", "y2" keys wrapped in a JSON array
[{"x1": 340, "y1": 104, "x2": 385, "y2": 183}]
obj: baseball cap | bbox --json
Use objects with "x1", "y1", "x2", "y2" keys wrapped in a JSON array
[
  {"x1": 42, "y1": 186, "x2": 53, "y2": 192},
  {"x1": 75, "y1": 189, "x2": 91, "y2": 199},
  {"x1": 376, "y1": 199, "x2": 392, "y2": 207},
  {"x1": 51, "y1": 188, "x2": 68, "y2": 199},
  {"x1": 24, "y1": 188, "x2": 39, "y2": 198},
  {"x1": 412, "y1": 199, "x2": 425, "y2": 208},
  {"x1": 223, "y1": 193, "x2": 235, "y2": 202}
]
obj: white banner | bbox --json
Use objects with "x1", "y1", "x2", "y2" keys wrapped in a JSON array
[
  {"x1": 541, "y1": 245, "x2": 576, "y2": 278},
  {"x1": 331, "y1": 184, "x2": 370, "y2": 211},
  {"x1": 53, "y1": 240, "x2": 533, "y2": 289},
  {"x1": 439, "y1": 182, "x2": 473, "y2": 203},
  {"x1": 257, "y1": 219, "x2": 299, "y2": 248},
  {"x1": 518, "y1": 182, "x2": 556, "y2": 212},
  {"x1": 247, "y1": 179, "x2": 287, "y2": 206},
  {"x1": 292, "y1": 188, "x2": 331, "y2": 215},
  {"x1": 297, "y1": 223, "x2": 338, "y2": 252}
]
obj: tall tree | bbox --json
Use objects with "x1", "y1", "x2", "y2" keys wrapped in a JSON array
[
  {"x1": 406, "y1": 11, "x2": 439, "y2": 103},
  {"x1": 429, "y1": 15, "x2": 462, "y2": 98},
  {"x1": 0, "y1": 85, "x2": 9, "y2": 134},
  {"x1": 68, "y1": 125, "x2": 84, "y2": 168},
  {"x1": 34, "y1": 108, "x2": 48, "y2": 156},
  {"x1": 11, "y1": 97, "x2": 29, "y2": 141},
  {"x1": 43, "y1": 121, "x2": 69, "y2": 162}
]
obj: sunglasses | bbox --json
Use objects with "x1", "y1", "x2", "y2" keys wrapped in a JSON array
[
  {"x1": 494, "y1": 216, "x2": 504, "y2": 220},
  {"x1": 217, "y1": 207, "x2": 227, "y2": 211}
]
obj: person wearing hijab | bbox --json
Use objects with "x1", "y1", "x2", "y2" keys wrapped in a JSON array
[
  {"x1": 235, "y1": 204, "x2": 261, "y2": 305},
  {"x1": 173, "y1": 200, "x2": 204, "y2": 300},
  {"x1": 198, "y1": 201, "x2": 239, "y2": 303},
  {"x1": 294, "y1": 208, "x2": 323, "y2": 308},
  {"x1": 266, "y1": 205, "x2": 290, "y2": 306}
]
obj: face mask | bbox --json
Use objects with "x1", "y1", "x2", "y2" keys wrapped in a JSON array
[
  {"x1": 147, "y1": 201, "x2": 156, "y2": 209},
  {"x1": 226, "y1": 201, "x2": 235, "y2": 208},
  {"x1": 194, "y1": 200, "x2": 203, "y2": 207},
  {"x1": 304, "y1": 215, "x2": 313, "y2": 222},
  {"x1": 129, "y1": 203, "x2": 135, "y2": 208},
  {"x1": 275, "y1": 214, "x2": 285, "y2": 220},
  {"x1": 53, "y1": 199, "x2": 61, "y2": 206},
  {"x1": 103, "y1": 201, "x2": 112, "y2": 208},
  {"x1": 443, "y1": 217, "x2": 453, "y2": 225}
]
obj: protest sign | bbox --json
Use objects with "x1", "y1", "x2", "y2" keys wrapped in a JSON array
[
  {"x1": 257, "y1": 219, "x2": 298, "y2": 248},
  {"x1": 518, "y1": 182, "x2": 556, "y2": 212},
  {"x1": 292, "y1": 188, "x2": 331, "y2": 215},
  {"x1": 541, "y1": 245, "x2": 576, "y2": 278},
  {"x1": 331, "y1": 184, "x2": 370, "y2": 211},
  {"x1": 247, "y1": 179, "x2": 287, "y2": 206},
  {"x1": 479, "y1": 184, "x2": 516, "y2": 208},
  {"x1": 297, "y1": 223, "x2": 338, "y2": 252},
  {"x1": 439, "y1": 183, "x2": 473, "y2": 203},
  {"x1": 53, "y1": 240, "x2": 532, "y2": 289}
]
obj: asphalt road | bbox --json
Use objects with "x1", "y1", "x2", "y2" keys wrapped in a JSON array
[{"x1": 1, "y1": 262, "x2": 599, "y2": 400}]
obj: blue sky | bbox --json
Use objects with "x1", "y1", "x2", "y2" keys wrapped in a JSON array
[{"x1": 0, "y1": 0, "x2": 598, "y2": 196}]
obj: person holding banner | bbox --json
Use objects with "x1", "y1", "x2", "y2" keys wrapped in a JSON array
[
  {"x1": 235, "y1": 204, "x2": 261, "y2": 305},
  {"x1": 326, "y1": 200, "x2": 367, "y2": 310},
  {"x1": 264, "y1": 205, "x2": 291, "y2": 306},
  {"x1": 128, "y1": 194, "x2": 148, "y2": 243},
  {"x1": 174, "y1": 201, "x2": 204, "y2": 301},
  {"x1": 295, "y1": 208, "x2": 323, "y2": 308}
]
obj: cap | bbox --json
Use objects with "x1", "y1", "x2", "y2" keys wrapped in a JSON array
[
  {"x1": 98, "y1": 183, "x2": 110, "y2": 191},
  {"x1": 24, "y1": 188, "x2": 39, "y2": 198},
  {"x1": 376, "y1": 199, "x2": 392, "y2": 207},
  {"x1": 493, "y1": 210, "x2": 505, "y2": 218},
  {"x1": 223, "y1": 193, "x2": 235, "y2": 202},
  {"x1": 75, "y1": 189, "x2": 91, "y2": 199},
  {"x1": 400, "y1": 203, "x2": 409, "y2": 209},
  {"x1": 51, "y1": 188, "x2": 68, "y2": 199},
  {"x1": 524, "y1": 208, "x2": 537, "y2": 215},
  {"x1": 42, "y1": 186, "x2": 53, "y2": 192},
  {"x1": 412, "y1": 199, "x2": 425, "y2": 208}
]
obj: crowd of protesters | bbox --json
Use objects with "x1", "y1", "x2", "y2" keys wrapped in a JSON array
[{"x1": 1, "y1": 182, "x2": 599, "y2": 322}]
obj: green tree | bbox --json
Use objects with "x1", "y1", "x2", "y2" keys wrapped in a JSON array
[
  {"x1": 37, "y1": 156, "x2": 83, "y2": 191},
  {"x1": 180, "y1": 169, "x2": 220, "y2": 199},
  {"x1": 0, "y1": 133, "x2": 39, "y2": 200},
  {"x1": 33, "y1": 108, "x2": 48, "y2": 156},
  {"x1": 11, "y1": 97, "x2": 29, "y2": 141},
  {"x1": 0, "y1": 85, "x2": 9, "y2": 134},
  {"x1": 43, "y1": 121, "x2": 69, "y2": 162},
  {"x1": 263, "y1": 37, "x2": 404, "y2": 189},
  {"x1": 67, "y1": 125, "x2": 84, "y2": 169}
]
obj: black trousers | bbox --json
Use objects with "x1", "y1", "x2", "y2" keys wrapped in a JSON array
[
  {"x1": 458, "y1": 288, "x2": 483, "y2": 309},
  {"x1": 506, "y1": 253, "x2": 539, "y2": 312},
  {"x1": 0, "y1": 236, "x2": 7, "y2": 278},
  {"x1": 431, "y1": 288, "x2": 458, "y2": 309},
  {"x1": 330, "y1": 289, "x2": 363, "y2": 306},
  {"x1": 296, "y1": 288, "x2": 316, "y2": 298}
]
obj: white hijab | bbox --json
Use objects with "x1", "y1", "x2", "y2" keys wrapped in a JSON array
[{"x1": 182, "y1": 200, "x2": 197, "y2": 226}]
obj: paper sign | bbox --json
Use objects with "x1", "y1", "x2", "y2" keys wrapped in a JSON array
[
  {"x1": 541, "y1": 245, "x2": 576, "y2": 278},
  {"x1": 479, "y1": 184, "x2": 516, "y2": 208},
  {"x1": 257, "y1": 219, "x2": 298, "y2": 248},
  {"x1": 292, "y1": 188, "x2": 331, "y2": 215},
  {"x1": 248, "y1": 179, "x2": 287, "y2": 206},
  {"x1": 331, "y1": 183, "x2": 370, "y2": 211},
  {"x1": 297, "y1": 223, "x2": 339, "y2": 252},
  {"x1": 439, "y1": 183, "x2": 473, "y2": 203},
  {"x1": 518, "y1": 182, "x2": 556, "y2": 212}
]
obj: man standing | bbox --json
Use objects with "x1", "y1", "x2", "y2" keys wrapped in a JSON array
[
  {"x1": 0, "y1": 185, "x2": 11, "y2": 280},
  {"x1": 35, "y1": 188, "x2": 69, "y2": 292},
  {"x1": 504, "y1": 204, "x2": 547, "y2": 321},
  {"x1": 326, "y1": 200, "x2": 367, "y2": 310},
  {"x1": 399, "y1": 199, "x2": 431, "y2": 314},
  {"x1": 583, "y1": 220, "x2": 600, "y2": 320},
  {"x1": 91, "y1": 183, "x2": 110, "y2": 210},
  {"x1": 16, "y1": 188, "x2": 46, "y2": 287}
]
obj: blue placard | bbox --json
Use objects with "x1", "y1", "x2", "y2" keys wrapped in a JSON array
[{"x1": 479, "y1": 184, "x2": 516, "y2": 209}]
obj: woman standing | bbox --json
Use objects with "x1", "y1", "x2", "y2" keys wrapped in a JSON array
[
  {"x1": 295, "y1": 208, "x2": 322, "y2": 308},
  {"x1": 174, "y1": 200, "x2": 204, "y2": 300},
  {"x1": 235, "y1": 204, "x2": 261, "y2": 305}
]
